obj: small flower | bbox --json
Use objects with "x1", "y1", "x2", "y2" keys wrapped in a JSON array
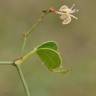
[{"x1": 55, "y1": 4, "x2": 78, "y2": 24}]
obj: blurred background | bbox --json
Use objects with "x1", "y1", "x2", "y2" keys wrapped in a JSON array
[{"x1": 0, "y1": 0, "x2": 96, "y2": 96}]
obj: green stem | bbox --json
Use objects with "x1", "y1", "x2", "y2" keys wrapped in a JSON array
[
  {"x1": 15, "y1": 48, "x2": 36, "y2": 65},
  {"x1": 21, "y1": 11, "x2": 49, "y2": 56},
  {"x1": 21, "y1": 36, "x2": 27, "y2": 56},
  {"x1": 15, "y1": 64, "x2": 31, "y2": 96},
  {"x1": 14, "y1": 49, "x2": 36, "y2": 96},
  {"x1": 0, "y1": 61, "x2": 13, "y2": 65}
]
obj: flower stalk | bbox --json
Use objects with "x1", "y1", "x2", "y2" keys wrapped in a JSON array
[{"x1": 21, "y1": 10, "x2": 50, "y2": 56}]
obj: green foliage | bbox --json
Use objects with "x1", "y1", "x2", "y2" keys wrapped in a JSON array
[
  {"x1": 36, "y1": 48, "x2": 61, "y2": 70},
  {"x1": 36, "y1": 41, "x2": 67, "y2": 73}
]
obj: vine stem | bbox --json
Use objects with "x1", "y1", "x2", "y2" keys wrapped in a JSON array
[
  {"x1": 17, "y1": 9, "x2": 50, "y2": 96},
  {"x1": 0, "y1": 61, "x2": 13, "y2": 65},
  {"x1": 21, "y1": 11, "x2": 49, "y2": 56},
  {"x1": 14, "y1": 48, "x2": 36, "y2": 96},
  {"x1": 15, "y1": 64, "x2": 31, "y2": 96}
]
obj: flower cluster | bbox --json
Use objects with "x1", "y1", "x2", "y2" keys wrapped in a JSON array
[{"x1": 49, "y1": 4, "x2": 78, "y2": 24}]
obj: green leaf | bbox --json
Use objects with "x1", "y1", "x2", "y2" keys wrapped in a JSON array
[
  {"x1": 37, "y1": 41, "x2": 58, "y2": 51},
  {"x1": 36, "y1": 48, "x2": 62, "y2": 70}
]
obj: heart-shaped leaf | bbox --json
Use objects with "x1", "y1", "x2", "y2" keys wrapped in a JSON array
[{"x1": 36, "y1": 48, "x2": 62, "y2": 70}]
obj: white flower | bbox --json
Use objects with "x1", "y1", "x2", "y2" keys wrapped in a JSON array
[{"x1": 56, "y1": 4, "x2": 78, "y2": 24}]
